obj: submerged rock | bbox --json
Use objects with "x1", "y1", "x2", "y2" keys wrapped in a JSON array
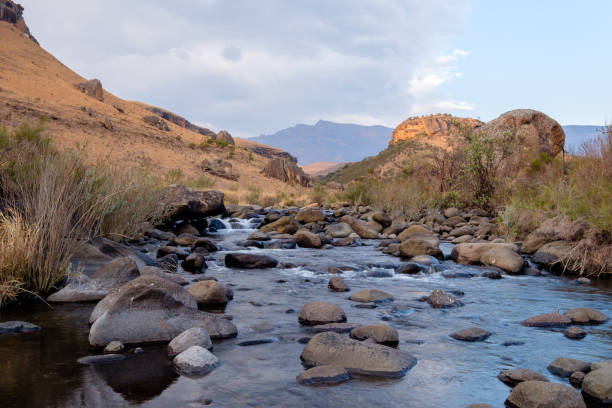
[
  {"x1": 0, "y1": 321, "x2": 41, "y2": 335},
  {"x1": 296, "y1": 365, "x2": 349, "y2": 386},
  {"x1": 521, "y1": 313, "x2": 571, "y2": 327},
  {"x1": 349, "y1": 289, "x2": 393, "y2": 303},
  {"x1": 77, "y1": 354, "x2": 125, "y2": 365},
  {"x1": 497, "y1": 369, "x2": 549, "y2": 387},
  {"x1": 310, "y1": 323, "x2": 361, "y2": 334},
  {"x1": 427, "y1": 289, "x2": 461, "y2": 308},
  {"x1": 300, "y1": 332, "x2": 417, "y2": 378}
]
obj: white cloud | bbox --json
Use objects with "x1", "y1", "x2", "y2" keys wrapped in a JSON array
[{"x1": 412, "y1": 101, "x2": 475, "y2": 114}]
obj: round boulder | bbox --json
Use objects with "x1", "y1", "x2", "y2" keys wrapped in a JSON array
[
  {"x1": 581, "y1": 368, "x2": 612, "y2": 405},
  {"x1": 168, "y1": 327, "x2": 213, "y2": 357},
  {"x1": 498, "y1": 369, "x2": 549, "y2": 387},
  {"x1": 505, "y1": 381, "x2": 586, "y2": 408},
  {"x1": 294, "y1": 230, "x2": 322, "y2": 248},
  {"x1": 564, "y1": 308, "x2": 608, "y2": 325},
  {"x1": 173, "y1": 345, "x2": 219, "y2": 376},
  {"x1": 298, "y1": 301, "x2": 347, "y2": 326},
  {"x1": 350, "y1": 324, "x2": 399, "y2": 346},
  {"x1": 187, "y1": 281, "x2": 233, "y2": 306}
]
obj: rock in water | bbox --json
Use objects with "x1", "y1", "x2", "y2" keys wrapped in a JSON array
[
  {"x1": 295, "y1": 208, "x2": 324, "y2": 223},
  {"x1": 349, "y1": 289, "x2": 393, "y2": 303},
  {"x1": 564, "y1": 327, "x2": 587, "y2": 340},
  {"x1": 187, "y1": 281, "x2": 233, "y2": 306},
  {"x1": 427, "y1": 289, "x2": 461, "y2": 308},
  {"x1": 300, "y1": 332, "x2": 417, "y2": 378},
  {"x1": 104, "y1": 341, "x2": 124, "y2": 353},
  {"x1": 77, "y1": 354, "x2": 125, "y2": 365},
  {"x1": 450, "y1": 243, "x2": 523, "y2": 274},
  {"x1": 298, "y1": 302, "x2": 346, "y2": 326},
  {"x1": 160, "y1": 185, "x2": 225, "y2": 221},
  {"x1": 350, "y1": 324, "x2": 399, "y2": 346},
  {"x1": 581, "y1": 368, "x2": 612, "y2": 406},
  {"x1": 521, "y1": 313, "x2": 571, "y2": 327},
  {"x1": 224, "y1": 253, "x2": 279, "y2": 269},
  {"x1": 294, "y1": 230, "x2": 322, "y2": 248},
  {"x1": 173, "y1": 346, "x2": 219, "y2": 376},
  {"x1": 296, "y1": 365, "x2": 349, "y2": 386},
  {"x1": 564, "y1": 308, "x2": 608, "y2": 324},
  {"x1": 88, "y1": 276, "x2": 237, "y2": 346},
  {"x1": 328, "y1": 277, "x2": 349, "y2": 292},
  {"x1": 0, "y1": 321, "x2": 40, "y2": 335},
  {"x1": 547, "y1": 357, "x2": 591, "y2": 378},
  {"x1": 504, "y1": 380, "x2": 586, "y2": 408},
  {"x1": 168, "y1": 327, "x2": 212, "y2": 357},
  {"x1": 450, "y1": 327, "x2": 492, "y2": 342},
  {"x1": 497, "y1": 369, "x2": 549, "y2": 387}
]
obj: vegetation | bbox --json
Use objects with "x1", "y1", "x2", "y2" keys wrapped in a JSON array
[{"x1": 0, "y1": 124, "x2": 165, "y2": 307}]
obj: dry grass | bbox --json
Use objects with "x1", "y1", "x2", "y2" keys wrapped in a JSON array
[{"x1": 0, "y1": 123, "x2": 165, "y2": 306}]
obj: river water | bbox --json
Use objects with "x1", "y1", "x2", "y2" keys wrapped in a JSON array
[{"x1": 1, "y1": 221, "x2": 611, "y2": 408}]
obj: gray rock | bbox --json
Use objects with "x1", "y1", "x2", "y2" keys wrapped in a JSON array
[
  {"x1": 104, "y1": 341, "x2": 124, "y2": 353},
  {"x1": 581, "y1": 368, "x2": 612, "y2": 405},
  {"x1": 48, "y1": 257, "x2": 139, "y2": 303},
  {"x1": 296, "y1": 365, "x2": 349, "y2": 386},
  {"x1": 139, "y1": 266, "x2": 188, "y2": 286},
  {"x1": 77, "y1": 354, "x2": 125, "y2": 365},
  {"x1": 427, "y1": 289, "x2": 461, "y2": 308},
  {"x1": 168, "y1": 327, "x2": 212, "y2": 357},
  {"x1": 450, "y1": 327, "x2": 492, "y2": 342},
  {"x1": 521, "y1": 313, "x2": 571, "y2": 327},
  {"x1": 0, "y1": 321, "x2": 41, "y2": 335},
  {"x1": 325, "y1": 222, "x2": 354, "y2": 238},
  {"x1": 505, "y1": 381, "x2": 586, "y2": 408},
  {"x1": 350, "y1": 324, "x2": 399, "y2": 346},
  {"x1": 187, "y1": 280, "x2": 233, "y2": 306},
  {"x1": 300, "y1": 332, "x2": 417, "y2": 378},
  {"x1": 548, "y1": 357, "x2": 591, "y2": 378},
  {"x1": 328, "y1": 277, "x2": 349, "y2": 292},
  {"x1": 497, "y1": 369, "x2": 549, "y2": 387},
  {"x1": 88, "y1": 276, "x2": 237, "y2": 346},
  {"x1": 298, "y1": 301, "x2": 346, "y2": 326},
  {"x1": 224, "y1": 253, "x2": 279, "y2": 269},
  {"x1": 310, "y1": 323, "x2": 361, "y2": 334},
  {"x1": 349, "y1": 289, "x2": 393, "y2": 303},
  {"x1": 533, "y1": 241, "x2": 573, "y2": 268},
  {"x1": 173, "y1": 346, "x2": 219, "y2": 376}
]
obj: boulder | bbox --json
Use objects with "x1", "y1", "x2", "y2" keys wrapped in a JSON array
[
  {"x1": 139, "y1": 266, "x2": 188, "y2": 285},
  {"x1": 591, "y1": 361, "x2": 612, "y2": 371},
  {"x1": 160, "y1": 185, "x2": 225, "y2": 221},
  {"x1": 88, "y1": 276, "x2": 237, "y2": 346},
  {"x1": 326, "y1": 222, "x2": 354, "y2": 238},
  {"x1": 296, "y1": 365, "x2": 349, "y2": 386},
  {"x1": 143, "y1": 115, "x2": 170, "y2": 131},
  {"x1": 298, "y1": 301, "x2": 346, "y2": 326},
  {"x1": 399, "y1": 234, "x2": 442, "y2": 258},
  {"x1": 0, "y1": 321, "x2": 40, "y2": 335},
  {"x1": 397, "y1": 225, "x2": 432, "y2": 241},
  {"x1": 349, "y1": 289, "x2": 393, "y2": 303},
  {"x1": 450, "y1": 327, "x2": 492, "y2": 342},
  {"x1": 498, "y1": 369, "x2": 549, "y2": 387},
  {"x1": 395, "y1": 262, "x2": 426, "y2": 274},
  {"x1": 300, "y1": 332, "x2": 417, "y2": 378},
  {"x1": 341, "y1": 215, "x2": 379, "y2": 239},
  {"x1": 168, "y1": 327, "x2": 212, "y2": 357},
  {"x1": 505, "y1": 381, "x2": 586, "y2": 408},
  {"x1": 450, "y1": 243, "x2": 523, "y2": 274},
  {"x1": 193, "y1": 238, "x2": 219, "y2": 252},
  {"x1": 187, "y1": 281, "x2": 233, "y2": 306},
  {"x1": 181, "y1": 253, "x2": 207, "y2": 272},
  {"x1": 295, "y1": 208, "x2": 324, "y2": 223},
  {"x1": 533, "y1": 241, "x2": 572, "y2": 268},
  {"x1": 427, "y1": 289, "x2": 461, "y2": 308},
  {"x1": 480, "y1": 109, "x2": 565, "y2": 157},
  {"x1": 157, "y1": 246, "x2": 189, "y2": 260},
  {"x1": 372, "y1": 211, "x2": 392, "y2": 228},
  {"x1": 444, "y1": 207, "x2": 460, "y2": 218},
  {"x1": 259, "y1": 216, "x2": 300, "y2": 234},
  {"x1": 224, "y1": 253, "x2": 279, "y2": 269},
  {"x1": 75, "y1": 78, "x2": 104, "y2": 101},
  {"x1": 564, "y1": 308, "x2": 608, "y2": 325},
  {"x1": 294, "y1": 230, "x2": 322, "y2": 248},
  {"x1": 215, "y1": 130, "x2": 235, "y2": 145},
  {"x1": 173, "y1": 346, "x2": 219, "y2": 376},
  {"x1": 521, "y1": 313, "x2": 571, "y2": 327},
  {"x1": 564, "y1": 327, "x2": 587, "y2": 340},
  {"x1": 328, "y1": 277, "x2": 349, "y2": 292},
  {"x1": 522, "y1": 217, "x2": 586, "y2": 254},
  {"x1": 582, "y1": 368, "x2": 612, "y2": 405},
  {"x1": 548, "y1": 357, "x2": 590, "y2": 378},
  {"x1": 350, "y1": 324, "x2": 399, "y2": 346},
  {"x1": 48, "y1": 257, "x2": 139, "y2": 303}
]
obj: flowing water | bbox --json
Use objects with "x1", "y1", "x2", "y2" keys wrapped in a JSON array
[{"x1": 1, "y1": 221, "x2": 611, "y2": 408}]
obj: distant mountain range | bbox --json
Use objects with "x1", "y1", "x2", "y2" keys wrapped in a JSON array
[
  {"x1": 252, "y1": 121, "x2": 604, "y2": 165},
  {"x1": 251, "y1": 120, "x2": 392, "y2": 165}
]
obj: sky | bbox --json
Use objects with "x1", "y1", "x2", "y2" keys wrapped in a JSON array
[{"x1": 21, "y1": 0, "x2": 612, "y2": 137}]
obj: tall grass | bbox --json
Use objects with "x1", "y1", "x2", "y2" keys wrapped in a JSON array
[{"x1": 0, "y1": 124, "x2": 165, "y2": 306}]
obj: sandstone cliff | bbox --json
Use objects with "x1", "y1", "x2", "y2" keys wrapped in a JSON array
[
  {"x1": 390, "y1": 114, "x2": 483, "y2": 146},
  {"x1": 0, "y1": 0, "x2": 37, "y2": 43}
]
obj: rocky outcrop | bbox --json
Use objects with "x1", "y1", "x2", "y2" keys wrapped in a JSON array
[
  {"x1": 244, "y1": 146, "x2": 297, "y2": 162},
  {"x1": 200, "y1": 159, "x2": 238, "y2": 181},
  {"x1": 0, "y1": 0, "x2": 37, "y2": 43},
  {"x1": 75, "y1": 79, "x2": 104, "y2": 102},
  {"x1": 480, "y1": 109, "x2": 566, "y2": 157},
  {"x1": 161, "y1": 185, "x2": 225, "y2": 221},
  {"x1": 390, "y1": 114, "x2": 483, "y2": 145},
  {"x1": 144, "y1": 106, "x2": 216, "y2": 138},
  {"x1": 143, "y1": 115, "x2": 170, "y2": 131},
  {"x1": 262, "y1": 158, "x2": 313, "y2": 187},
  {"x1": 216, "y1": 130, "x2": 235, "y2": 145}
]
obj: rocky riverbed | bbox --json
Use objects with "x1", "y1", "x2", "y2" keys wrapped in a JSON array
[{"x1": 0, "y1": 196, "x2": 611, "y2": 408}]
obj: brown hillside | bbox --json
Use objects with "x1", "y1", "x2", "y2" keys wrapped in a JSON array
[
  {"x1": 390, "y1": 113, "x2": 483, "y2": 147},
  {"x1": 0, "y1": 15, "x2": 307, "y2": 204},
  {"x1": 302, "y1": 161, "x2": 348, "y2": 176}
]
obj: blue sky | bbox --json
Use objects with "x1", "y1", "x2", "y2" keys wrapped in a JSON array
[{"x1": 21, "y1": 0, "x2": 612, "y2": 136}]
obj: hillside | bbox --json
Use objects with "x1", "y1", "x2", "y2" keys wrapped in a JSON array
[
  {"x1": 251, "y1": 120, "x2": 392, "y2": 165},
  {"x1": 0, "y1": 11, "x2": 306, "y2": 204},
  {"x1": 301, "y1": 161, "x2": 348, "y2": 176}
]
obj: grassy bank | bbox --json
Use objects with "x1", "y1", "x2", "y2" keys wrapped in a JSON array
[{"x1": 0, "y1": 124, "x2": 165, "y2": 307}]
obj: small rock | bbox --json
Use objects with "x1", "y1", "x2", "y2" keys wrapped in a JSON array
[
  {"x1": 104, "y1": 341, "x2": 124, "y2": 353},
  {"x1": 328, "y1": 277, "x2": 349, "y2": 292},
  {"x1": 505, "y1": 380, "x2": 586, "y2": 408},
  {"x1": 569, "y1": 371, "x2": 585, "y2": 387},
  {"x1": 296, "y1": 365, "x2": 349, "y2": 386},
  {"x1": 564, "y1": 327, "x2": 587, "y2": 340},
  {"x1": 350, "y1": 324, "x2": 399, "y2": 346},
  {"x1": 548, "y1": 357, "x2": 591, "y2": 378},
  {"x1": 168, "y1": 327, "x2": 213, "y2": 357},
  {"x1": 349, "y1": 289, "x2": 393, "y2": 303},
  {"x1": 132, "y1": 347, "x2": 144, "y2": 354},
  {"x1": 173, "y1": 346, "x2": 219, "y2": 376},
  {"x1": 497, "y1": 368, "x2": 549, "y2": 387},
  {"x1": 395, "y1": 262, "x2": 426, "y2": 274},
  {"x1": 298, "y1": 301, "x2": 347, "y2": 326},
  {"x1": 427, "y1": 289, "x2": 461, "y2": 308},
  {"x1": 450, "y1": 327, "x2": 492, "y2": 342}
]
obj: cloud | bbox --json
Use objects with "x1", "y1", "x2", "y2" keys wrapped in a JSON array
[
  {"x1": 412, "y1": 101, "x2": 475, "y2": 114},
  {"x1": 21, "y1": 0, "x2": 472, "y2": 134}
]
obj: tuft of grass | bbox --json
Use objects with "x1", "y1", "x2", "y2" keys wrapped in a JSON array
[{"x1": 0, "y1": 123, "x2": 165, "y2": 306}]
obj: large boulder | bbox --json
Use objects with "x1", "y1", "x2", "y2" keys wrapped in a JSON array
[
  {"x1": 298, "y1": 301, "x2": 346, "y2": 326},
  {"x1": 505, "y1": 381, "x2": 586, "y2": 408},
  {"x1": 480, "y1": 109, "x2": 565, "y2": 157},
  {"x1": 325, "y1": 222, "x2": 354, "y2": 238},
  {"x1": 450, "y1": 243, "x2": 523, "y2": 274},
  {"x1": 224, "y1": 253, "x2": 279, "y2": 269},
  {"x1": 341, "y1": 215, "x2": 379, "y2": 239},
  {"x1": 399, "y1": 234, "x2": 442, "y2": 258},
  {"x1": 521, "y1": 217, "x2": 586, "y2": 254},
  {"x1": 582, "y1": 368, "x2": 612, "y2": 406},
  {"x1": 259, "y1": 216, "x2": 300, "y2": 234},
  {"x1": 161, "y1": 185, "x2": 225, "y2": 221},
  {"x1": 215, "y1": 130, "x2": 235, "y2": 145},
  {"x1": 88, "y1": 276, "x2": 237, "y2": 346},
  {"x1": 300, "y1": 332, "x2": 417, "y2": 378},
  {"x1": 295, "y1": 208, "x2": 324, "y2": 223},
  {"x1": 48, "y1": 257, "x2": 139, "y2": 303},
  {"x1": 397, "y1": 225, "x2": 431, "y2": 241},
  {"x1": 294, "y1": 230, "x2": 322, "y2": 248},
  {"x1": 187, "y1": 281, "x2": 233, "y2": 306},
  {"x1": 350, "y1": 324, "x2": 399, "y2": 346},
  {"x1": 565, "y1": 308, "x2": 609, "y2": 325},
  {"x1": 75, "y1": 78, "x2": 104, "y2": 101},
  {"x1": 533, "y1": 241, "x2": 573, "y2": 268},
  {"x1": 262, "y1": 158, "x2": 313, "y2": 187}
]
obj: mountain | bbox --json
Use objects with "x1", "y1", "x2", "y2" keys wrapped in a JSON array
[
  {"x1": 0, "y1": 1, "x2": 306, "y2": 197},
  {"x1": 251, "y1": 120, "x2": 392, "y2": 165},
  {"x1": 563, "y1": 125, "x2": 603, "y2": 153}
]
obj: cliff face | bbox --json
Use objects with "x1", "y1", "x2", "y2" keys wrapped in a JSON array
[
  {"x1": 0, "y1": 0, "x2": 37, "y2": 43},
  {"x1": 390, "y1": 114, "x2": 483, "y2": 146},
  {"x1": 262, "y1": 158, "x2": 313, "y2": 187}
]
